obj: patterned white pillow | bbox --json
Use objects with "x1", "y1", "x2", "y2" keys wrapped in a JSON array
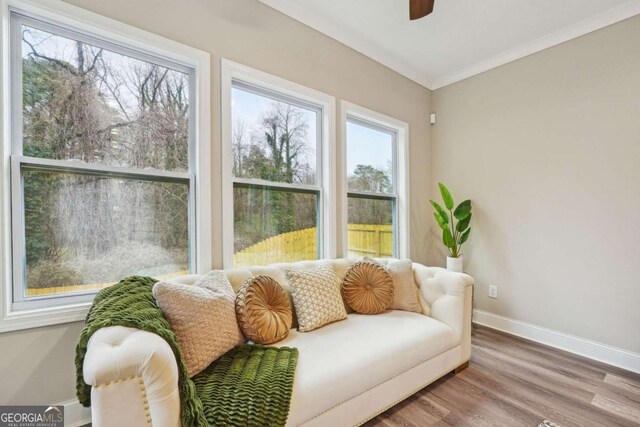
[
  {"x1": 153, "y1": 270, "x2": 244, "y2": 377},
  {"x1": 287, "y1": 265, "x2": 348, "y2": 332}
]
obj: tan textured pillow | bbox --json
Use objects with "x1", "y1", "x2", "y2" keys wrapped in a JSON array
[
  {"x1": 342, "y1": 260, "x2": 394, "y2": 314},
  {"x1": 386, "y1": 260, "x2": 422, "y2": 313},
  {"x1": 287, "y1": 265, "x2": 347, "y2": 332},
  {"x1": 235, "y1": 276, "x2": 292, "y2": 344},
  {"x1": 153, "y1": 271, "x2": 243, "y2": 377}
]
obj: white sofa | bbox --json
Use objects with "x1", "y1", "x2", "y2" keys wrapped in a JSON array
[{"x1": 83, "y1": 258, "x2": 473, "y2": 427}]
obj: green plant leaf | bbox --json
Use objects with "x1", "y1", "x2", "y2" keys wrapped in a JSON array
[
  {"x1": 439, "y1": 183, "x2": 454, "y2": 210},
  {"x1": 430, "y1": 200, "x2": 449, "y2": 225},
  {"x1": 456, "y1": 213, "x2": 471, "y2": 233},
  {"x1": 454, "y1": 199, "x2": 472, "y2": 220},
  {"x1": 443, "y1": 227, "x2": 455, "y2": 248},
  {"x1": 434, "y1": 212, "x2": 447, "y2": 229},
  {"x1": 459, "y1": 228, "x2": 471, "y2": 245}
]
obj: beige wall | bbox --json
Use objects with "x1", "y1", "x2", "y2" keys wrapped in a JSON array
[
  {"x1": 0, "y1": 0, "x2": 432, "y2": 404},
  {"x1": 432, "y1": 15, "x2": 640, "y2": 353},
  {"x1": 0, "y1": 322, "x2": 84, "y2": 404}
]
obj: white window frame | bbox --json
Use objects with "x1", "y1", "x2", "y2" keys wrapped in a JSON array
[
  {"x1": 221, "y1": 59, "x2": 336, "y2": 268},
  {"x1": 0, "y1": 0, "x2": 211, "y2": 332},
  {"x1": 340, "y1": 101, "x2": 410, "y2": 259}
]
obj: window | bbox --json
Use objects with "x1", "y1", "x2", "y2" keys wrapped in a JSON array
[
  {"x1": 343, "y1": 103, "x2": 409, "y2": 260},
  {"x1": 3, "y1": 6, "x2": 210, "y2": 320},
  {"x1": 230, "y1": 82, "x2": 322, "y2": 267},
  {"x1": 221, "y1": 60, "x2": 335, "y2": 268},
  {"x1": 346, "y1": 118, "x2": 397, "y2": 258},
  {"x1": 12, "y1": 13, "x2": 194, "y2": 307}
]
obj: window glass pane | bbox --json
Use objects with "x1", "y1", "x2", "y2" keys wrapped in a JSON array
[
  {"x1": 21, "y1": 24, "x2": 190, "y2": 171},
  {"x1": 23, "y1": 169, "x2": 189, "y2": 297},
  {"x1": 347, "y1": 196, "x2": 394, "y2": 258},
  {"x1": 231, "y1": 86, "x2": 318, "y2": 185},
  {"x1": 346, "y1": 121, "x2": 394, "y2": 193},
  {"x1": 233, "y1": 185, "x2": 318, "y2": 267}
]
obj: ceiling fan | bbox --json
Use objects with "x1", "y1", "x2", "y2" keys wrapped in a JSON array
[{"x1": 409, "y1": 0, "x2": 435, "y2": 20}]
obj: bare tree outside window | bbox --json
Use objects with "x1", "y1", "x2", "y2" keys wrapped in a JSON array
[
  {"x1": 15, "y1": 19, "x2": 193, "y2": 297},
  {"x1": 22, "y1": 26, "x2": 190, "y2": 170},
  {"x1": 231, "y1": 86, "x2": 319, "y2": 266}
]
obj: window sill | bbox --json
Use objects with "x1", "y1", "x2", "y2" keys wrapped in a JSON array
[{"x1": 0, "y1": 301, "x2": 89, "y2": 333}]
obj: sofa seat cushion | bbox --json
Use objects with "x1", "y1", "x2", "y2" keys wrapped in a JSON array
[{"x1": 272, "y1": 310, "x2": 459, "y2": 425}]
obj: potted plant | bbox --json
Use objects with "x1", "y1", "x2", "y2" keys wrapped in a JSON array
[{"x1": 430, "y1": 183, "x2": 472, "y2": 272}]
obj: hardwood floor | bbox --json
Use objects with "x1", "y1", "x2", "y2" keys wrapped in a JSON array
[{"x1": 364, "y1": 325, "x2": 640, "y2": 427}]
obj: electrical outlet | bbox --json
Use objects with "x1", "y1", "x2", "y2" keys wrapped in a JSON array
[{"x1": 488, "y1": 285, "x2": 498, "y2": 299}]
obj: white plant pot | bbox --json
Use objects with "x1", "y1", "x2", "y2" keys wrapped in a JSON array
[{"x1": 447, "y1": 256, "x2": 463, "y2": 273}]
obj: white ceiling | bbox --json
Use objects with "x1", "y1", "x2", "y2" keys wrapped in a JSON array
[{"x1": 257, "y1": 0, "x2": 640, "y2": 89}]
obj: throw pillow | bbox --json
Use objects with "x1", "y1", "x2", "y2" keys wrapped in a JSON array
[
  {"x1": 287, "y1": 265, "x2": 347, "y2": 332},
  {"x1": 153, "y1": 271, "x2": 243, "y2": 377},
  {"x1": 342, "y1": 260, "x2": 394, "y2": 314},
  {"x1": 386, "y1": 259, "x2": 422, "y2": 313},
  {"x1": 235, "y1": 276, "x2": 292, "y2": 344}
]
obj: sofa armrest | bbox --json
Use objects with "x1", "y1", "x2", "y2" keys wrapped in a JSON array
[
  {"x1": 413, "y1": 265, "x2": 474, "y2": 362},
  {"x1": 83, "y1": 326, "x2": 181, "y2": 427}
]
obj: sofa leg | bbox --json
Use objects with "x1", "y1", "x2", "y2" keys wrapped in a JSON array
[{"x1": 454, "y1": 361, "x2": 469, "y2": 374}]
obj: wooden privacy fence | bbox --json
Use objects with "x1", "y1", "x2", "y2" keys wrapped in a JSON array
[
  {"x1": 346, "y1": 224, "x2": 394, "y2": 259},
  {"x1": 234, "y1": 224, "x2": 393, "y2": 267},
  {"x1": 25, "y1": 270, "x2": 189, "y2": 297}
]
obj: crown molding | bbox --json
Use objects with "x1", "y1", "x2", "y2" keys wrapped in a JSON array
[{"x1": 258, "y1": 0, "x2": 640, "y2": 91}]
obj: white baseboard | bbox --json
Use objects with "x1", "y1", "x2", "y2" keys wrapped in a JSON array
[
  {"x1": 473, "y1": 309, "x2": 640, "y2": 374},
  {"x1": 60, "y1": 398, "x2": 91, "y2": 427}
]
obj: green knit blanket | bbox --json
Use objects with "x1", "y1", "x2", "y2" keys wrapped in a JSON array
[
  {"x1": 75, "y1": 276, "x2": 298, "y2": 427},
  {"x1": 193, "y1": 345, "x2": 298, "y2": 426}
]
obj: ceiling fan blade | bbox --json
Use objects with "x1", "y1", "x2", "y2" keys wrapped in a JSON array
[{"x1": 409, "y1": 0, "x2": 435, "y2": 20}]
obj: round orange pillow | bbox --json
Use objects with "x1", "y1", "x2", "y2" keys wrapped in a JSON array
[
  {"x1": 342, "y1": 260, "x2": 394, "y2": 314},
  {"x1": 235, "y1": 276, "x2": 292, "y2": 344}
]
